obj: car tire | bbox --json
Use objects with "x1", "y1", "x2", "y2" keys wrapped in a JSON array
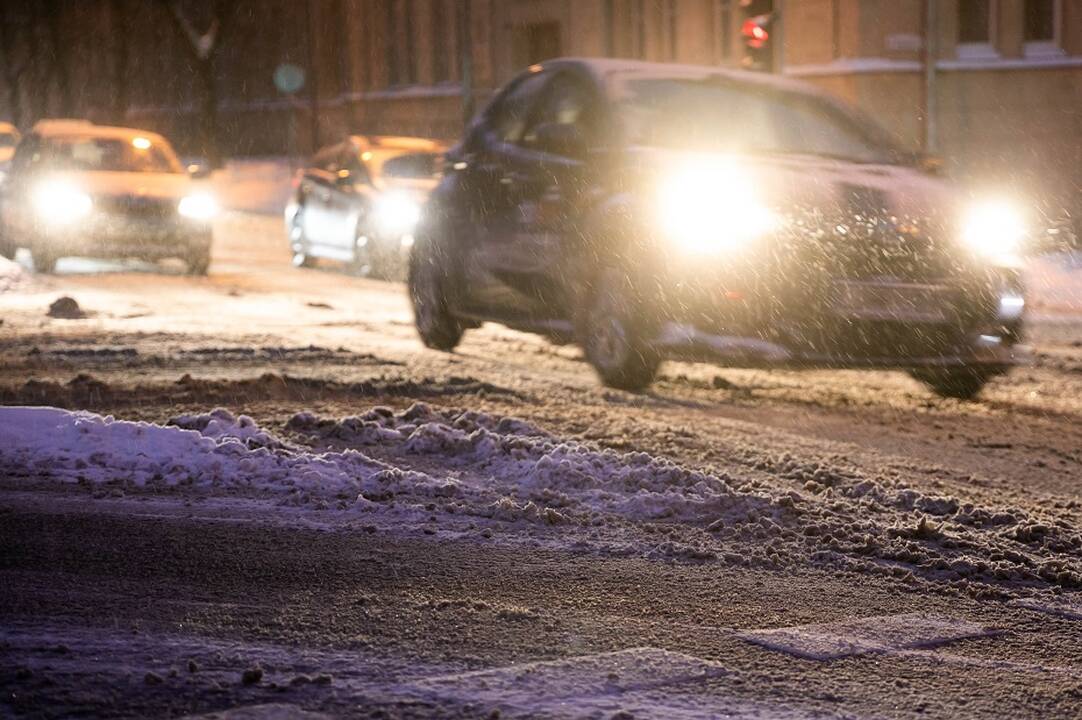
[
  {"x1": 580, "y1": 267, "x2": 660, "y2": 392},
  {"x1": 31, "y1": 250, "x2": 58, "y2": 274},
  {"x1": 408, "y1": 233, "x2": 463, "y2": 352},
  {"x1": 289, "y1": 206, "x2": 316, "y2": 268},
  {"x1": 909, "y1": 367, "x2": 996, "y2": 400},
  {"x1": 0, "y1": 229, "x2": 15, "y2": 261},
  {"x1": 186, "y1": 248, "x2": 211, "y2": 276},
  {"x1": 348, "y1": 231, "x2": 375, "y2": 278}
]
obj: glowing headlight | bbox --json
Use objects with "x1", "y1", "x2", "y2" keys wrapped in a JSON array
[
  {"x1": 961, "y1": 200, "x2": 1025, "y2": 259},
  {"x1": 374, "y1": 192, "x2": 421, "y2": 235},
  {"x1": 178, "y1": 193, "x2": 218, "y2": 221},
  {"x1": 32, "y1": 182, "x2": 92, "y2": 224},
  {"x1": 656, "y1": 157, "x2": 777, "y2": 254}
]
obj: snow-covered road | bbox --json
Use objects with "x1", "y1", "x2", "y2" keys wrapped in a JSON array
[{"x1": 1, "y1": 209, "x2": 1081, "y2": 718}]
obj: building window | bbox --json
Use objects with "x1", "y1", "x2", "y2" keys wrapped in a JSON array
[
  {"x1": 957, "y1": 0, "x2": 997, "y2": 59},
  {"x1": 1024, "y1": 0, "x2": 1056, "y2": 41},
  {"x1": 1024, "y1": 0, "x2": 1062, "y2": 56},
  {"x1": 958, "y1": 0, "x2": 992, "y2": 44},
  {"x1": 431, "y1": 1, "x2": 452, "y2": 84}
]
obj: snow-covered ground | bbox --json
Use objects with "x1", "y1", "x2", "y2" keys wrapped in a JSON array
[{"x1": 4, "y1": 402, "x2": 1080, "y2": 601}]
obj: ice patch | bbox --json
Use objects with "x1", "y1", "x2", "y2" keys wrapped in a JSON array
[
  {"x1": 740, "y1": 613, "x2": 999, "y2": 660},
  {"x1": 1011, "y1": 595, "x2": 1082, "y2": 621},
  {"x1": 180, "y1": 705, "x2": 332, "y2": 720}
]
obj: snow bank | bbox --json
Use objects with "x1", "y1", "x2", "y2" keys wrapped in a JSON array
[
  {"x1": 0, "y1": 256, "x2": 27, "y2": 293},
  {"x1": 5, "y1": 404, "x2": 1081, "y2": 595},
  {"x1": 0, "y1": 406, "x2": 400, "y2": 500}
]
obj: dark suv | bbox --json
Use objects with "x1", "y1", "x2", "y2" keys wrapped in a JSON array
[{"x1": 409, "y1": 58, "x2": 1027, "y2": 398}]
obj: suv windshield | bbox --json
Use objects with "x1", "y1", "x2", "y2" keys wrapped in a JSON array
[
  {"x1": 36, "y1": 135, "x2": 183, "y2": 174},
  {"x1": 617, "y1": 77, "x2": 898, "y2": 164}
]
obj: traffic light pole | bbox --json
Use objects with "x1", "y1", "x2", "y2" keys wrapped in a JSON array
[{"x1": 923, "y1": 0, "x2": 938, "y2": 154}]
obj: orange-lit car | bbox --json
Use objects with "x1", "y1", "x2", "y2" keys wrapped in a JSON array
[
  {"x1": 409, "y1": 58, "x2": 1028, "y2": 398},
  {"x1": 285, "y1": 135, "x2": 446, "y2": 279}
]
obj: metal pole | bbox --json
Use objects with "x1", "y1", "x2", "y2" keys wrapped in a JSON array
[
  {"x1": 460, "y1": 0, "x2": 474, "y2": 127},
  {"x1": 923, "y1": 0, "x2": 938, "y2": 154}
]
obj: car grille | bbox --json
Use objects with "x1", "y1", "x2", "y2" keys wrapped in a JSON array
[{"x1": 95, "y1": 195, "x2": 177, "y2": 220}]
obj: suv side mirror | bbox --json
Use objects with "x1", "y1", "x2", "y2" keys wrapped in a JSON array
[{"x1": 531, "y1": 123, "x2": 587, "y2": 159}]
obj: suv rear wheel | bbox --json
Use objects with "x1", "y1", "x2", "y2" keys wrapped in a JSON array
[
  {"x1": 580, "y1": 267, "x2": 660, "y2": 392},
  {"x1": 408, "y1": 234, "x2": 463, "y2": 351},
  {"x1": 909, "y1": 366, "x2": 997, "y2": 400}
]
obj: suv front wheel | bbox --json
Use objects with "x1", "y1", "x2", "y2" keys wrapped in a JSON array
[
  {"x1": 580, "y1": 267, "x2": 660, "y2": 392},
  {"x1": 408, "y1": 234, "x2": 463, "y2": 351}
]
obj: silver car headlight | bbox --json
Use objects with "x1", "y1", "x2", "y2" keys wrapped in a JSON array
[
  {"x1": 373, "y1": 192, "x2": 421, "y2": 235},
  {"x1": 960, "y1": 199, "x2": 1025, "y2": 260},
  {"x1": 178, "y1": 193, "x2": 218, "y2": 221},
  {"x1": 656, "y1": 157, "x2": 778, "y2": 255},
  {"x1": 32, "y1": 181, "x2": 92, "y2": 224}
]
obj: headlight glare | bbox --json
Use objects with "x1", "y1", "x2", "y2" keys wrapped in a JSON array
[
  {"x1": 178, "y1": 193, "x2": 218, "y2": 221},
  {"x1": 961, "y1": 200, "x2": 1025, "y2": 259},
  {"x1": 374, "y1": 192, "x2": 421, "y2": 235},
  {"x1": 657, "y1": 157, "x2": 777, "y2": 254},
  {"x1": 32, "y1": 182, "x2": 92, "y2": 224}
]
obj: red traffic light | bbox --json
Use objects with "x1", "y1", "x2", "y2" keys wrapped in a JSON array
[{"x1": 742, "y1": 16, "x2": 770, "y2": 49}]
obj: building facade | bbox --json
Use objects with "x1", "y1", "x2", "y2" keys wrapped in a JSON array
[{"x1": 1, "y1": 1, "x2": 1078, "y2": 229}]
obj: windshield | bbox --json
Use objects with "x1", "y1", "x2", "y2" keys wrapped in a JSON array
[
  {"x1": 617, "y1": 77, "x2": 898, "y2": 164},
  {"x1": 380, "y1": 152, "x2": 441, "y2": 180},
  {"x1": 36, "y1": 135, "x2": 183, "y2": 174}
]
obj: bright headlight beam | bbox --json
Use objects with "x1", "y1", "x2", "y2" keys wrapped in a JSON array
[
  {"x1": 132, "y1": 136, "x2": 152, "y2": 150},
  {"x1": 374, "y1": 192, "x2": 421, "y2": 235},
  {"x1": 657, "y1": 157, "x2": 777, "y2": 254},
  {"x1": 178, "y1": 193, "x2": 218, "y2": 221},
  {"x1": 961, "y1": 200, "x2": 1025, "y2": 259},
  {"x1": 32, "y1": 181, "x2": 92, "y2": 224}
]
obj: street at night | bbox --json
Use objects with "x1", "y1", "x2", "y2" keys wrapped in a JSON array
[{"x1": 3, "y1": 1, "x2": 1082, "y2": 718}]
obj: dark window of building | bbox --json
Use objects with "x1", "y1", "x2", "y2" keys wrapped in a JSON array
[
  {"x1": 386, "y1": 4, "x2": 400, "y2": 86},
  {"x1": 1024, "y1": 0, "x2": 1056, "y2": 41},
  {"x1": 958, "y1": 0, "x2": 992, "y2": 44},
  {"x1": 526, "y1": 22, "x2": 562, "y2": 65},
  {"x1": 432, "y1": 0, "x2": 451, "y2": 83}
]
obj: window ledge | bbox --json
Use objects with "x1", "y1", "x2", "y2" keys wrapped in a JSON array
[
  {"x1": 937, "y1": 55, "x2": 1082, "y2": 71},
  {"x1": 956, "y1": 43, "x2": 1000, "y2": 61},
  {"x1": 1024, "y1": 41, "x2": 1066, "y2": 60}
]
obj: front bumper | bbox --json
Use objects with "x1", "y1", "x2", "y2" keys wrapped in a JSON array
[
  {"x1": 27, "y1": 214, "x2": 211, "y2": 260},
  {"x1": 652, "y1": 267, "x2": 1027, "y2": 370}
]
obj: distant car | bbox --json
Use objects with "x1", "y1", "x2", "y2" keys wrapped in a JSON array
[
  {"x1": 285, "y1": 135, "x2": 446, "y2": 279},
  {"x1": 0, "y1": 120, "x2": 215, "y2": 274},
  {"x1": 0, "y1": 122, "x2": 20, "y2": 169},
  {"x1": 409, "y1": 58, "x2": 1028, "y2": 399}
]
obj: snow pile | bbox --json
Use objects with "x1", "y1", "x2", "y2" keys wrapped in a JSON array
[
  {"x1": 0, "y1": 406, "x2": 409, "y2": 502},
  {"x1": 5, "y1": 404, "x2": 1080, "y2": 594},
  {"x1": 291, "y1": 403, "x2": 1082, "y2": 592},
  {"x1": 0, "y1": 255, "x2": 27, "y2": 293}
]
